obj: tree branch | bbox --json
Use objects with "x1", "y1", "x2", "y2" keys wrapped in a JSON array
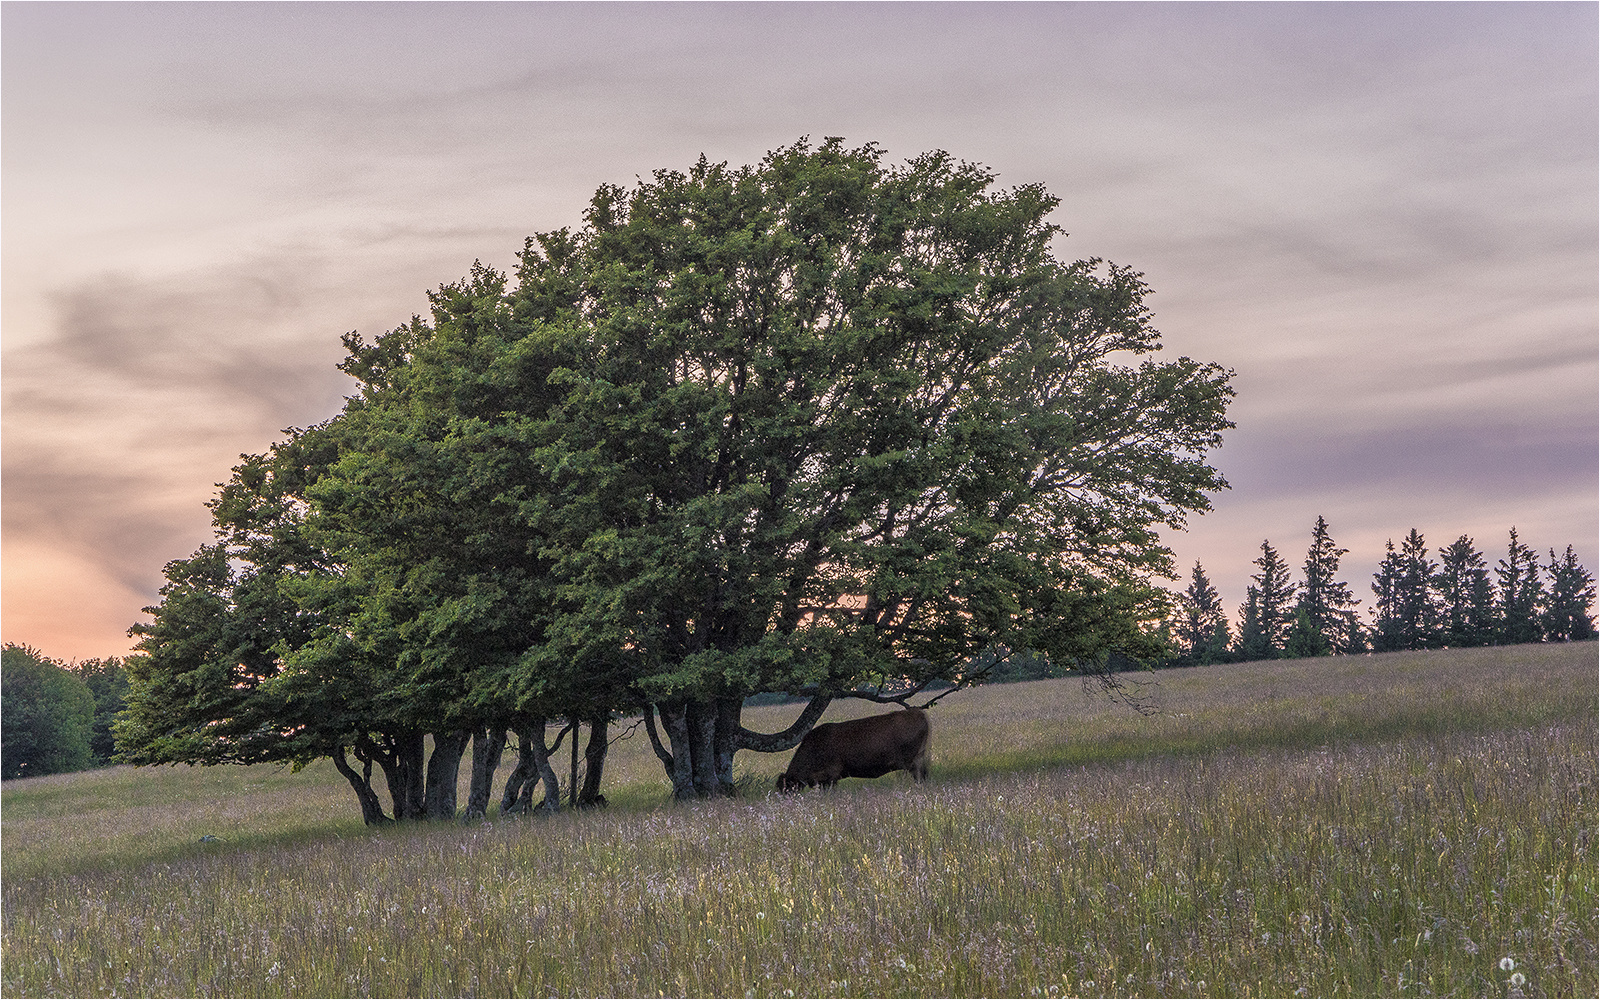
[
  {"x1": 732, "y1": 691, "x2": 834, "y2": 753},
  {"x1": 642, "y1": 705, "x2": 674, "y2": 771}
]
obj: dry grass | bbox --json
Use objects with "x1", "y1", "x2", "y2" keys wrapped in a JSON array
[{"x1": 3, "y1": 643, "x2": 1595, "y2": 997}]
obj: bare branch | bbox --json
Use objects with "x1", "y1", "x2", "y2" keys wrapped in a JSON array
[
  {"x1": 607, "y1": 717, "x2": 646, "y2": 748},
  {"x1": 1076, "y1": 660, "x2": 1163, "y2": 716},
  {"x1": 545, "y1": 719, "x2": 577, "y2": 757}
]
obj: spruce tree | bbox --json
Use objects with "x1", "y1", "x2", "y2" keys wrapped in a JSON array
[
  {"x1": 1234, "y1": 585, "x2": 1270, "y2": 661},
  {"x1": 1174, "y1": 560, "x2": 1230, "y2": 665},
  {"x1": 1542, "y1": 545, "x2": 1597, "y2": 641},
  {"x1": 1284, "y1": 608, "x2": 1330, "y2": 658},
  {"x1": 1495, "y1": 527, "x2": 1546, "y2": 645},
  {"x1": 1294, "y1": 516, "x2": 1361, "y2": 655},
  {"x1": 1371, "y1": 539, "x2": 1406, "y2": 652},
  {"x1": 1395, "y1": 529, "x2": 1439, "y2": 648},
  {"x1": 1434, "y1": 534, "x2": 1494, "y2": 646},
  {"x1": 1235, "y1": 540, "x2": 1295, "y2": 659}
]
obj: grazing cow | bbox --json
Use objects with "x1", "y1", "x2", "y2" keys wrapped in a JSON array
[{"x1": 775, "y1": 707, "x2": 931, "y2": 791}]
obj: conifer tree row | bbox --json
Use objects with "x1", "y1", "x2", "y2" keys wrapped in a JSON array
[{"x1": 1165, "y1": 521, "x2": 1595, "y2": 666}]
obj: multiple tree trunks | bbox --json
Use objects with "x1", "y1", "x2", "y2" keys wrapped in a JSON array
[
  {"x1": 333, "y1": 717, "x2": 616, "y2": 825},
  {"x1": 645, "y1": 694, "x2": 835, "y2": 800},
  {"x1": 499, "y1": 722, "x2": 559, "y2": 816}
]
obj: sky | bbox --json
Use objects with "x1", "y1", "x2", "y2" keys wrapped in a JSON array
[{"x1": 4, "y1": 2, "x2": 1596, "y2": 661}]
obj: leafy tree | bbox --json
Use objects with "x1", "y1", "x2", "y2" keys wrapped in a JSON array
[
  {"x1": 1434, "y1": 535, "x2": 1495, "y2": 647},
  {"x1": 67, "y1": 657, "x2": 129, "y2": 763},
  {"x1": 1172, "y1": 561, "x2": 1231, "y2": 665},
  {"x1": 1235, "y1": 540, "x2": 1296, "y2": 660},
  {"x1": 311, "y1": 270, "x2": 616, "y2": 814},
  {"x1": 117, "y1": 424, "x2": 463, "y2": 824},
  {"x1": 1542, "y1": 545, "x2": 1596, "y2": 642},
  {"x1": 2, "y1": 644, "x2": 95, "y2": 779},
  {"x1": 484, "y1": 139, "x2": 1231, "y2": 796},
  {"x1": 1292, "y1": 516, "x2": 1361, "y2": 655},
  {"x1": 1494, "y1": 527, "x2": 1545, "y2": 645},
  {"x1": 120, "y1": 138, "x2": 1234, "y2": 809}
]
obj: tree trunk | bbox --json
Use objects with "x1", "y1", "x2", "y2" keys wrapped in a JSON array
[
  {"x1": 424, "y1": 730, "x2": 469, "y2": 821},
  {"x1": 657, "y1": 701, "x2": 698, "y2": 800},
  {"x1": 687, "y1": 700, "x2": 720, "y2": 797},
  {"x1": 713, "y1": 696, "x2": 741, "y2": 794},
  {"x1": 499, "y1": 724, "x2": 535, "y2": 816},
  {"x1": 371, "y1": 729, "x2": 427, "y2": 820},
  {"x1": 652, "y1": 695, "x2": 829, "y2": 799},
  {"x1": 464, "y1": 726, "x2": 505, "y2": 820},
  {"x1": 568, "y1": 716, "x2": 580, "y2": 810},
  {"x1": 644, "y1": 704, "x2": 674, "y2": 772},
  {"x1": 529, "y1": 720, "x2": 563, "y2": 812},
  {"x1": 578, "y1": 716, "x2": 609, "y2": 807},
  {"x1": 503, "y1": 720, "x2": 563, "y2": 815},
  {"x1": 332, "y1": 745, "x2": 390, "y2": 825}
]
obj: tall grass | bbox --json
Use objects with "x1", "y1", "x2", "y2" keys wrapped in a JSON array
[{"x1": 4, "y1": 643, "x2": 1595, "y2": 997}]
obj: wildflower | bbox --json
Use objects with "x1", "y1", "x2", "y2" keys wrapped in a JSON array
[
  {"x1": 1510, "y1": 972, "x2": 1526, "y2": 987},
  {"x1": 1500, "y1": 957, "x2": 1516, "y2": 972}
]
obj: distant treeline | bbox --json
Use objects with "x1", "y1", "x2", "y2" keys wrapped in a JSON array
[
  {"x1": 1160, "y1": 518, "x2": 1597, "y2": 668},
  {"x1": 1, "y1": 644, "x2": 130, "y2": 779}
]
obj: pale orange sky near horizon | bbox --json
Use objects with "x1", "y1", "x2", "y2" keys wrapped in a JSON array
[{"x1": 4, "y1": 3, "x2": 1596, "y2": 662}]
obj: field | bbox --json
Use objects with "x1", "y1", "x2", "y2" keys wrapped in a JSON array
[{"x1": 3, "y1": 644, "x2": 1595, "y2": 997}]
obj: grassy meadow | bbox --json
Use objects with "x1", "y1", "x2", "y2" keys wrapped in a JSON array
[{"x1": 3, "y1": 643, "x2": 1595, "y2": 997}]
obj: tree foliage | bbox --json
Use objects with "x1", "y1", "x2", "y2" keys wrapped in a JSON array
[
  {"x1": 1172, "y1": 561, "x2": 1230, "y2": 665},
  {"x1": 2, "y1": 644, "x2": 95, "y2": 779},
  {"x1": 1294, "y1": 516, "x2": 1362, "y2": 655},
  {"x1": 1174, "y1": 526, "x2": 1593, "y2": 667},
  {"x1": 67, "y1": 657, "x2": 129, "y2": 763},
  {"x1": 1543, "y1": 544, "x2": 1597, "y2": 642},
  {"x1": 1495, "y1": 527, "x2": 1547, "y2": 646},
  {"x1": 119, "y1": 138, "x2": 1235, "y2": 812},
  {"x1": 1435, "y1": 535, "x2": 1495, "y2": 647},
  {"x1": 1234, "y1": 540, "x2": 1296, "y2": 660},
  {"x1": 1371, "y1": 529, "x2": 1438, "y2": 652}
]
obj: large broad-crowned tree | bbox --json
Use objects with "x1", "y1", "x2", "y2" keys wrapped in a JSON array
[
  {"x1": 395, "y1": 137, "x2": 1232, "y2": 798},
  {"x1": 122, "y1": 137, "x2": 1234, "y2": 809}
]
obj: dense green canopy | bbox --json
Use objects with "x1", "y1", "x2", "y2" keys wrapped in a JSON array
[{"x1": 120, "y1": 138, "x2": 1234, "y2": 809}]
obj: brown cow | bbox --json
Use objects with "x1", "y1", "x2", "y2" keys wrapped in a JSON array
[{"x1": 775, "y1": 707, "x2": 931, "y2": 791}]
